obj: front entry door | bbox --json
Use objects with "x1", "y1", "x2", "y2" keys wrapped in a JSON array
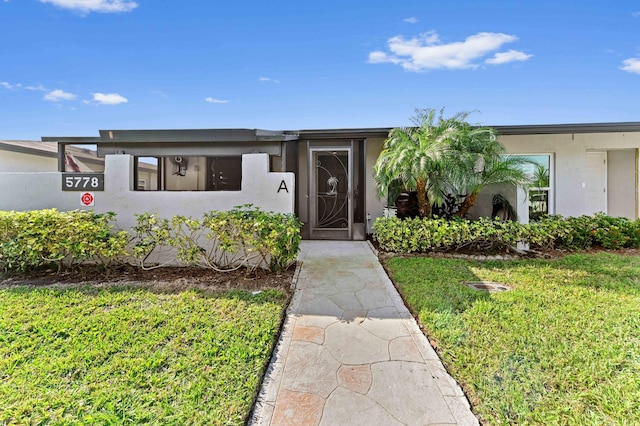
[
  {"x1": 586, "y1": 152, "x2": 607, "y2": 214},
  {"x1": 309, "y1": 148, "x2": 352, "y2": 239}
]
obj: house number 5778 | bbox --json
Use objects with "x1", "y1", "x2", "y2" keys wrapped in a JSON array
[{"x1": 61, "y1": 173, "x2": 105, "y2": 191}]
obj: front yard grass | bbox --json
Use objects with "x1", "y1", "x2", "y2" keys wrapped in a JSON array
[
  {"x1": 385, "y1": 253, "x2": 640, "y2": 425},
  {"x1": 0, "y1": 286, "x2": 287, "y2": 425}
]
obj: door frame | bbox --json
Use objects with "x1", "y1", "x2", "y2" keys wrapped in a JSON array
[{"x1": 308, "y1": 146, "x2": 353, "y2": 239}]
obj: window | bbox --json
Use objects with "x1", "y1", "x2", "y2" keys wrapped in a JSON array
[
  {"x1": 518, "y1": 155, "x2": 553, "y2": 220},
  {"x1": 134, "y1": 156, "x2": 243, "y2": 191},
  {"x1": 134, "y1": 157, "x2": 160, "y2": 191},
  {"x1": 207, "y1": 156, "x2": 242, "y2": 191}
]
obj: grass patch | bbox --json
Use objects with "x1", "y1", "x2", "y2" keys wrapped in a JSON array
[
  {"x1": 385, "y1": 253, "x2": 640, "y2": 425},
  {"x1": 0, "y1": 286, "x2": 287, "y2": 425}
]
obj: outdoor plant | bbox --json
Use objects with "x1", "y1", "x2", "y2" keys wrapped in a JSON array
[
  {"x1": 0, "y1": 209, "x2": 128, "y2": 272},
  {"x1": 131, "y1": 205, "x2": 302, "y2": 272},
  {"x1": 373, "y1": 107, "x2": 531, "y2": 218},
  {"x1": 374, "y1": 213, "x2": 640, "y2": 254},
  {"x1": 373, "y1": 215, "x2": 525, "y2": 253}
]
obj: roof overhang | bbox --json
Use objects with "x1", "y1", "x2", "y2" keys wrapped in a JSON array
[{"x1": 492, "y1": 122, "x2": 640, "y2": 135}]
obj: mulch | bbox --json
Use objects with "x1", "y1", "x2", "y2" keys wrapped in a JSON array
[{"x1": 0, "y1": 263, "x2": 296, "y2": 294}]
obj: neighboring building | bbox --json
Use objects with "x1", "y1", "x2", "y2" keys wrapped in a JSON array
[
  {"x1": 0, "y1": 140, "x2": 105, "y2": 172},
  {"x1": 1, "y1": 122, "x2": 639, "y2": 240},
  {"x1": 0, "y1": 140, "x2": 158, "y2": 188}
]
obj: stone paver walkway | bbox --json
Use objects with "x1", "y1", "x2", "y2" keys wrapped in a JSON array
[{"x1": 250, "y1": 241, "x2": 478, "y2": 425}]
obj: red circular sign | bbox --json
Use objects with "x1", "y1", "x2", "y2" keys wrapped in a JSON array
[{"x1": 81, "y1": 192, "x2": 94, "y2": 206}]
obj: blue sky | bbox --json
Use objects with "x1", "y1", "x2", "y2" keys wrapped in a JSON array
[{"x1": 1, "y1": 0, "x2": 639, "y2": 140}]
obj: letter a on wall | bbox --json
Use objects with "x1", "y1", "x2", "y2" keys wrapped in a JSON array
[{"x1": 277, "y1": 180, "x2": 289, "y2": 193}]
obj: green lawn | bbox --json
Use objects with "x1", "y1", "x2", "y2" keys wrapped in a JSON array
[
  {"x1": 0, "y1": 286, "x2": 287, "y2": 425},
  {"x1": 385, "y1": 253, "x2": 640, "y2": 425}
]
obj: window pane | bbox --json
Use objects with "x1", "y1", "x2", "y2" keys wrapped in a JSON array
[
  {"x1": 207, "y1": 157, "x2": 242, "y2": 191},
  {"x1": 529, "y1": 189, "x2": 549, "y2": 220},
  {"x1": 136, "y1": 157, "x2": 159, "y2": 191},
  {"x1": 515, "y1": 154, "x2": 552, "y2": 220}
]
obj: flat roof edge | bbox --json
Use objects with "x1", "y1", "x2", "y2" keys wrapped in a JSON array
[{"x1": 493, "y1": 122, "x2": 640, "y2": 135}]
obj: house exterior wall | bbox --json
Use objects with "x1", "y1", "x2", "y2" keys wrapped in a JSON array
[
  {"x1": 498, "y1": 132, "x2": 640, "y2": 219},
  {"x1": 0, "y1": 153, "x2": 295, "y2": 231},
  {"x1": 365, "y1": 137, "x2": 385, "y2": 233},
  {"x1": 607, "y1": 149, "x2": 636, "y2": 218},
  {"x1": 164, "y1": 157, "x2": 207, "y2": 191}
]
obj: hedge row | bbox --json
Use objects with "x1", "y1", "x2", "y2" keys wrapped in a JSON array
[
  {"x1": 0, "y1": 206, "x2": 302, "y2": 273},
  {"x1": 373, "y1": 213, "x2": 640, "y2": 253}
]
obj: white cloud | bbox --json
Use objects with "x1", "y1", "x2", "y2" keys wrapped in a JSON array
[
  {"x1": 44, "y1": 89, "x2": 77, "y2": 102},
  {"x1": 39, "y1": 0, "x2": 137, "y2": 13},
  {"x1": 633, "y1": 12, "x2": 640, "y2": 18},
  {"x1": 259, "y1": 77, "x2": 280, "y2": 84},
  {"x1": 0, "y1": 81, "x2": 19, "y2": 90},
  {"x1": 621, "y1": 58, "x2": 640, "y2": 74},
  {"x1": 92, "y1": 92, "x2": 128, "y2": 104},
  {"x1": 205, "y1": 97, "x2": 229, "y2": 104},
  {"x1": 485, "y1": 49, "x2": 532, "y2": 65},
  {"x1": 404, "y1": 17, "x2": 419, "y2": 24},
  {"x1": 26, "y1": 84, "x2": 48, "y2": 91},
  {"x1": 368, "y1": 31, "x2": 528, "y2": 71}
]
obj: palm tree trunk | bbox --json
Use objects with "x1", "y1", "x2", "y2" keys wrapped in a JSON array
[
  {"x1": 416, "y1": 180, "x2": 432, "y2": 218},
  {"x1": 456, "y1": 193, "x2": 478, "y2": 218}
]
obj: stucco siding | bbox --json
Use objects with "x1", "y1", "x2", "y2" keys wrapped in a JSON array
[
  {"x1": 499, "y1": 132, "x2": 640, "y2": 219},
  {"x1": 607, "y1": 149, "x2": 636, "y2": 218},
  {"x1": 0, "y1": 153, "x2": 295, "y2": 232},
  {"x1": 365, "y1": 137, "x2": 385, "y2": 233}
]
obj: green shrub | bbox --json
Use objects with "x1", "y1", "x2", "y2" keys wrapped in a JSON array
[
  {"x1": 373, "y1": 216, "x2": 524, "y2": 253},
  {"x1": 527, "y1": 215, "x2": 595, "y2": 250},
  {"x1": 374, "y1": 213, "x2": 640, "y2": 254},
  {"x1": 0, "y1": 209, "x2": 128, "y2": 272},
  {"x1": 131, "y1": 205, "x2": 302, "y2": 272},
  {"x1": 590, "y1": 213, "x2": 640, "y2": 249}
]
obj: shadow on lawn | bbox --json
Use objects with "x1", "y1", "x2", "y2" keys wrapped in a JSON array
[{"x1": 0, "y1": 281, "x2": 289, "y2": 306}]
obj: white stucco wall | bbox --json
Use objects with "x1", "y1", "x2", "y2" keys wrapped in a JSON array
[
  {"x1": 499, "y1": 132, "x2": 640, "y2": 219},
  {"x1": 607, "y1": 149, "x2": 636, "y2": 218},
  {"x1": 365, "y1": 138, "x2": 385, "y2": 233},
  {"x1": 0, "y1": 153, "x2": 295, "y2": 231}
]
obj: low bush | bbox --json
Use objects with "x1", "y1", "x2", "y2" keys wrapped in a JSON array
[
  {"x1": 374, "y1": 213, "x2": 640, "y2": 253},
  {"x1": 373, "y1": 216, "x2": 524, "y2": 253},
  {"x1": 0, "y1": 209, "x2": 128, "y2": 272},
  {"x1": 131, "y1": 205, "x2": 302, "y2": 272}
]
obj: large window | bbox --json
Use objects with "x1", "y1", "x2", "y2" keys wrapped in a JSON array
[
  {"x1": 134, "y1": 156, "x2": 242, "y2": 191},
  {"x1": 518, "y1": 155, "x2": 553, "y2": 220}
]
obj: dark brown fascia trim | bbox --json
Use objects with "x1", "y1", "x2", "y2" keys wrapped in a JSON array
[
  {"x1": 492, "y1": 122, "x2": 640, "y2": 135},
  {"x1": 42, "y1": 121, "x2": 640, "y2": 145},
  {"x1": 41, "y1": 137, "x2": 102, "y2": 143},
  {"x1": 297, "y1": 128, "x2": 392, "y2": 140},
  {"x1": 96, "y1": 129, "x2": 299, "y2": 143}
]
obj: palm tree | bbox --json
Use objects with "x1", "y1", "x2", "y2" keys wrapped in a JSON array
[
  {"x1": 375, "y1": 108, "x2": 532, "y2": 219},
  {"x1": 445, "y1": 122, "x2": 532, "y2": 217},
  {"x1": 373, "y1": 108, "x2": 463, "y2": 217}
]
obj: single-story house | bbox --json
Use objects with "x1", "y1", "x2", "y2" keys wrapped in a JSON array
[{"x1": 1, "y1": 122, "x2": 639, "y2": 240}]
